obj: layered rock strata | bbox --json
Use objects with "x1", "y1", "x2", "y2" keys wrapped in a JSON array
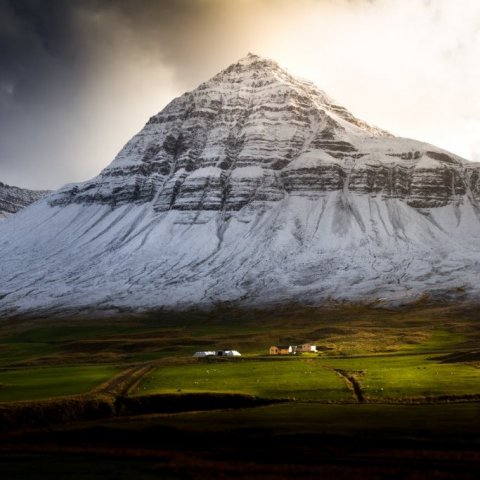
[{"x1": 49, "y1": 54, "x2": 478, "y2": 213}]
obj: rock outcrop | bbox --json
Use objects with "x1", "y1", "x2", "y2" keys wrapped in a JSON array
[{"x1": 0, "y1": 182, "x2": 49, "y2": 219}]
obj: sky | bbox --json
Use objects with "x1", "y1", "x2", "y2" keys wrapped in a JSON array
[{"x1": 0, "y1": 0, "x2": 479, "y2": 190}]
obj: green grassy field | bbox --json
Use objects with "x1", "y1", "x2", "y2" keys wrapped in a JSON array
[
  {"x1": 0, "y1": 365, "x2": 118, "y2": 402},
  {"x1": 135, "y1": 352, "x2": 480, "y2": 401},
  {"x1": 321, "y1": 354, "x2": 480, "y2": 399},
  {"x1": 135, "y1": 358, "x2": 351, "y2": 401},
  {"x1": 0, "y1": 303, "x2": 478, "y2": 403}
]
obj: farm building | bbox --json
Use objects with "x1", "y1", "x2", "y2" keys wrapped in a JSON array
[
  {"x1": 193, "y1": 350, "x2": 241, "y2": 358},
  {"x1": 269, "y1": 344, "x2": 318, "y2": 355},
  {"x1": 296, "y1": 343, "x2": 318, "y2": 353},
  {"x1": 193, "y1": 351, "x2": 216, "y2": 357},
  {"x1": 269, "y1": 345, "x2": 293, "y2": 355},
  {"x1": 216, "y1": 350, "x2": 241, "y2": 357}
]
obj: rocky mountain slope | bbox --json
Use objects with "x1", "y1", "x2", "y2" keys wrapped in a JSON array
[
  {"x1": 1, "y1": 54, "x2": 480, "y2": 317},
  {"x1": 0, "y1": 182, "x2": 49, "y2": 219}
]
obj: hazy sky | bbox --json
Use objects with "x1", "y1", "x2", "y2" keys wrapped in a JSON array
[{"x1": 1, "y1": 0, "x2": 479, "y2": 190}]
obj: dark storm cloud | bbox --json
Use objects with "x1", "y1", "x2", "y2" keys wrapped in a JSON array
[
  {"x1": 0, "y1": 0, "x2": 269, "y2": 189},
  {"x1": 0, "y1": 0, "x2": 358, "y2": 115},
  {"x1": 0, "y1": 0, "x2": 252, "y2": 189},
  {"x1": 0, "y1": 0, "x2": 249, "y2": 111},
  {"x1": 0, "y1": 0, "x2": 478, "y2": 189},
  {"x1": 1, "y1": 0, "x2": 88, "y2": 104},
  {"x1": 0, "y1": 0, "x2": 97, "y2": 188}
]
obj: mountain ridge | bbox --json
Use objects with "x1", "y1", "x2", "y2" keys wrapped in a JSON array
[{"x1": 0, "y1": 181, "x2": 50, "y2": 220}]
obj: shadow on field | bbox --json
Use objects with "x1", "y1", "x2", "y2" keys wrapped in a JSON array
[
  {"x1": 0, "y1": 392, "x2": 280, "y2": 433},
  {"x1": 1, "y1": 410, "x2": 480, "y2": 480}
]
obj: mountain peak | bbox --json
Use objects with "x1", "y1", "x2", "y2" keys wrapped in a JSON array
[
  {"x1": 1, "y1": 55, "x2": 480, "y2": 315},
  {"x1": 202, "y1": 54, "x2": 389, "y2": 138},
  {"x1": 211, "y1": 52, "x2": 286, "y2": 83},
  {"x1": 236, "y1": 52, "x2": 278, "y2": 66}
]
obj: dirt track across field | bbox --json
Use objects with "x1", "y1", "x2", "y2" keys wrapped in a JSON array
[{"x1": 94, "y1": 362, "x2": 157, "y2": 396}]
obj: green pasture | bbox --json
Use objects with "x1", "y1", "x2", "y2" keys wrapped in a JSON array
[
  {"x1": 321, "y1": 354, "x2": 480, "y2": 399},
  {"x1": 0, "y1": 303, "x2": 478, "y2": 403},
  {"x1": 136, "y1": 359, "x2": 352, "y2": 401},
  {"x1": 137, "y1": 352, "x2": 480, "y2": 402},
  {"x1": 0, "y1": 342, "x2": 61, "y2": 368},
  {"x1": 320, "y1": 328, "x2": 466, "y2": 356},
  {"x1": 0, "y1": 301, "x2": 472, "y2": 371},
  {"x1": 0, "y1": 321, "x2": 285, "y2": 366},
  {"x1": 0, "y1": 365, "x2": 118, "y2": 402}
]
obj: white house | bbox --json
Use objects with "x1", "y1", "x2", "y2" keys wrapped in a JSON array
[{"x1": 294, "y1": 343, "x2": 318, "y2": 353}]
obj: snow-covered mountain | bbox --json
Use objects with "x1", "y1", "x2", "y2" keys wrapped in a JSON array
[
  {"x1": 1, "y1": 53, "x2": 480, "y2": 317},
  {"x1": 0, "y1": 182, "x2": 49, "y2": 220}
]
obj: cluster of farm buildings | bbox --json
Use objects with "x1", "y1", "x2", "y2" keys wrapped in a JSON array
[
  {"x1": 269, "y1": 343, "x2": 318, "y2": 355},
  {"x1": 193, "y1": 343, "x2": 318, "y2": 357}
]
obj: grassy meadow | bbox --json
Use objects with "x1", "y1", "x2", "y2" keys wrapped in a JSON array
[
  {"x1": 321, "y1": 353, "x2": 480, "y2": 400},
  {"x1": 135, "y1": 358, "x2": 352, "y2": 401},
  {"x1": 0, "y1": 365, "x2": 119, "y2": 402},
  {"x1": 134, "y1": 352, "x2": 480, "y2": 402},
  {"x1": 0, "y1": 303, "x2": 479, "y2": 403}
]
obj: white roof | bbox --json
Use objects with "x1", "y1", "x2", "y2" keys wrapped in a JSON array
[{"x1": 193, "y1": 351, "x2": 216, "y2": 357}]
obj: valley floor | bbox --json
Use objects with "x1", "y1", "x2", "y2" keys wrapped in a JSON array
[{"x1": 1, "y1": 304, "x2": 480, "y2": 478}]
